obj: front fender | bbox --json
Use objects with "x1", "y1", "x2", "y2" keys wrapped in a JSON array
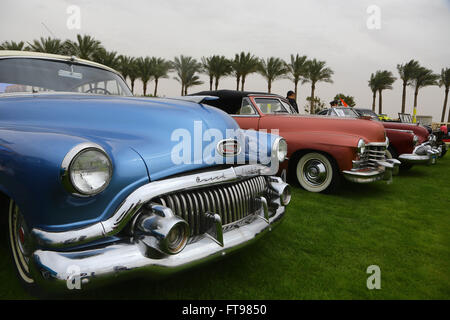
[
  {"x1": 0, "y1": 128, "x2": 149, "y2": 231},
  {"x1": 282, "y1": 131, "x2": 359, "y2": 171},
  {"x1": 385, "y1": 129, "x2": 415, "y2": 155}
]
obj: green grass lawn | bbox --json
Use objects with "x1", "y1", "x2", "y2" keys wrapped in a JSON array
[{"x1": 1, "y1": 157, "x2": 449, "y2": 299}]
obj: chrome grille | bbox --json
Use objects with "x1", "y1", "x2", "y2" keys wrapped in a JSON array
[
  {"x1": 358, "y1": 145, "x2": 387, "y2": 169},
  {"x1": 154, "y1": 176, "x2": 267, "y2": 236}
]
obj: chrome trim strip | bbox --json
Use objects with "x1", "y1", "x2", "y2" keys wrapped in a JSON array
[{"x1": 366, "y1": 139, "x2": 389, "y2": 147}]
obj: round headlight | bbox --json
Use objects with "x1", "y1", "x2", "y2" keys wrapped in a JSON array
[
  {"x1": 276, "y1": 139, "x2": 288, "y2": 162},
  {"x1": 62, "y1": 143, "x2": 112, "y2": 196},
  {"x1": 412, "y1": 134, "x2": 419, "y2": 146},
  {"x1": 357, "y1": 139, "x2": 366, "y2": 155}
]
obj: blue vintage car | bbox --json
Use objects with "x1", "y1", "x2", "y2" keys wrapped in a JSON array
[{"x1": 0, "y1": 51, "x2": 290, "y2": 290}]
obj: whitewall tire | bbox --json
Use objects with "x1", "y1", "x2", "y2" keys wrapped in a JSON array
[{"x1": 296, "y1": 152, "x2": 339, "y2": 193}]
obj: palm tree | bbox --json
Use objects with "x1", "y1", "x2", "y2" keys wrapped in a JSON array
[
  {"x1": 368, "y1": 73, "x2": 378, "y2": 111},
  {"x1": 212, "y1": 56, "x2": 232, "y2": 90},
  {"x1": 92, "y1": 49, "x2": 120, "y2": 69},
  {"x1": 303, "y1": 59, "x2": 334, "y2": 114},
  {"x1": 64, "y1": 34, "x2": 103, "y2": 60},
  {"x1": 184, "y1": 72, "x2": 204, "y2": 95},
  {"x1": 257, "y1": 57, "x2": 288, "y2": 93},
  {"x1": 286, "y1": 54, "x2": 308, "y2": 99},
  {"x1": 373, "y1": 70, "x2": 396, "y2": 114},
  {"x1": 127, "y1": 58, "x2": 139, "y2": 94},
  {"x1": 27, "y1": 37, "x2": 65, "y2": 54},
  {"x1": 0, "y1": 40, "x2": 27, "y2": 50},
  {"x1": 136, "y1": 57, "x2": 154, "y2": 96},
  {"x1": 397, "y1": 60, "x2": 421, "y2": 114},
  {"x1": 232, "y1": 52, "x2": 259, "y2": 91},
  {"x1": 438, "y1": 68, "x2": 450, "y2": 122},
  {"x1": 151, "y1": 57, "x2": 172, "y2": 96},
  {"x1": 201, "y1": 56, "x2": 217, "y2": 91},
  {"x1": 173, "y1": 55, "x2": 202, "y2": 95},
  {"x1": 411, "y1": 66, "x2": 439, "y2": 120},
  {"x1": 117, "y1": 55, "x2": 133, "y2": 82}
]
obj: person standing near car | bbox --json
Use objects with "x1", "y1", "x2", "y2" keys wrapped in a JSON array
[{"x1": 286, "y1": 90, "x2": 299, "y2": 113}]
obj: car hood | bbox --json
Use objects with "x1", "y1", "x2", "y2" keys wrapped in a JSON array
[
  {"x1": 382, "y1": 122, "x2": 429, "y2": 141},
  {"x1": 263, "y1": 114, "x2": 386, "y2": 143},
  {"x1": 0, "y1": 94, "x2": 240, "y2": 181}
]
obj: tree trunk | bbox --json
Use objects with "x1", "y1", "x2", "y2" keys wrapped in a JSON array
[
  {"x1": 378, "y1": 89, "x2": 382, "y2": 114},
  {"x1": 401, "y1": 81, "x2": 407, "y2": 114},
  {"x1": 440, "y1": 88, "x2": 448, "y2": 122},
  {"x1": 184, "y1": 86, "x2": 188, "y2": 96},
  {"x1": 181, "y1": 84, "x2": 184, "y2": 96},
  {"x1": 131, "y1": 79, "x2": 135, "y2": 93},
  {"x1": 209, "y1": 76, "x2": 213, "y2": 91},
  {"x1": 143, "y1": 82, "x2": 147, "y2": 96},
  {"x1": 236, "y1": 76, "x2": 240, "y2": 91},
  {"x1": 413, "y1": 87, "x2": 419, "y2": 123},
  {"x1": 414, "y1": 87, "x2": 419, "y2": 109},
  {"x1": 268, "y1": 79, "x2": 271, "y2": 94},
  {"x1": 215, "y1": 77, "x2": 219, "y2": 90},
  {"x1": 372, "y1": 91, "x2": 376, "y2": 112},
  {"x1": 310, "y1": 83, "x2": 315, "y2": 114},
  {"x1": 154, "y1": 78, "x2": 159, "y2": 97},
  {"x1": 241, "y1": 76, "x2": 246, "y2": 91},
  {"x1": 294, "y1": 81, "x2": 298, "y2": 100}
]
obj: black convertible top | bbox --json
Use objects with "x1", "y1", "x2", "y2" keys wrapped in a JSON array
[{"x1": 190, "y1": 90, "x2": 283, "y2": 114}]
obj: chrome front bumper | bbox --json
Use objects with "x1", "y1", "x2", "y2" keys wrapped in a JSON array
[
  {"x1": 29, "y1": 161, "x2": 289, "y2": 290},
  {"x1": 343, "y1": 159, "x2": 400, "y2": 184},
  {"x1": 398, "y1": 143, "x2": 441, "y2": 165},
  {"x1": 31, "y1": 206, "x2": 285, "y2": 290}
]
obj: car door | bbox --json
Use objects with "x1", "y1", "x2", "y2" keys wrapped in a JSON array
[{"x1": 232, "y1": 97, "x2": 260, "y2": 131}]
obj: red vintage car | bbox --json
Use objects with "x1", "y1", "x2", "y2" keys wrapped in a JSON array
[
  {"x1": 191, "y1": 90, "x2": 400, "y2": 193},
  {"x1": 319, "y1": 107, "x2": 442, "y2": 168},
  {"x1": 354, "y1": 108, "x2": 442, "y2": 167}
]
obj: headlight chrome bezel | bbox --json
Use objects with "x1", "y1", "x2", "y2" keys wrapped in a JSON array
[
  {"x1": 276, "y1": 138, "x2": 288, "y2": 162},
  {"x1": 412, "y1": 134, "x2": 419, "y2": 146},
  {"x1": 61, "y1": 142, "x2": 113, "y2": 197},
  {"x1": 357, "y1": 139, "x2": 366, "y2": 156}
]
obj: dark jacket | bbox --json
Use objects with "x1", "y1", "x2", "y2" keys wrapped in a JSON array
[{"x1": 287, "y1": 98, "x2": 299, "y2": 113}]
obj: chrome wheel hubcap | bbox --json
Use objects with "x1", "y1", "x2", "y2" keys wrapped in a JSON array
[{"x1": 303, "y1": 159, "x2": 327, "y2": 186}]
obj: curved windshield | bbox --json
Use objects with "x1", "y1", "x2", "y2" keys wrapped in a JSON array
[
  {"x1": 254, "y1": 98, "x2": 292, "y2": 114},
  {"x1": 0, "y1": 57, "x2": 132, "y2": 96},
  {"x1": 355, "y1": 108, "x2": 380, "y2": 121},
  {"x1": 331, "y1": 107, "x2": 359, "y2": 118}
]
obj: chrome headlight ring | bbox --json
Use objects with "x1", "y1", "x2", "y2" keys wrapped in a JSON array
[
  {"x1": 61, "y1": 142, "x2": 113, "y2": 197},
  {"x1": 276, "y1": 138, "x2": 288, "y2": 162},
  {"x1": 357, "y1": 139, "x2": 366, "y2": 156},
  {"x1": 412, "y1": 134, "x2": 419, "y2": 146}
]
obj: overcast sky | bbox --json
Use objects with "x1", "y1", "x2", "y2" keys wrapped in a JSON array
[{"x1": 1, "y1": 0, "x2": 449, "y2": 120}]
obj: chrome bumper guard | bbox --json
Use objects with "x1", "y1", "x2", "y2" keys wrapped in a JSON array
[
  {"x1": 342, "y1": 159, "x2": 400, "y2": 184},
  {"x1": 398, "y1": 143, "x2": 441, "y2": 165}
]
